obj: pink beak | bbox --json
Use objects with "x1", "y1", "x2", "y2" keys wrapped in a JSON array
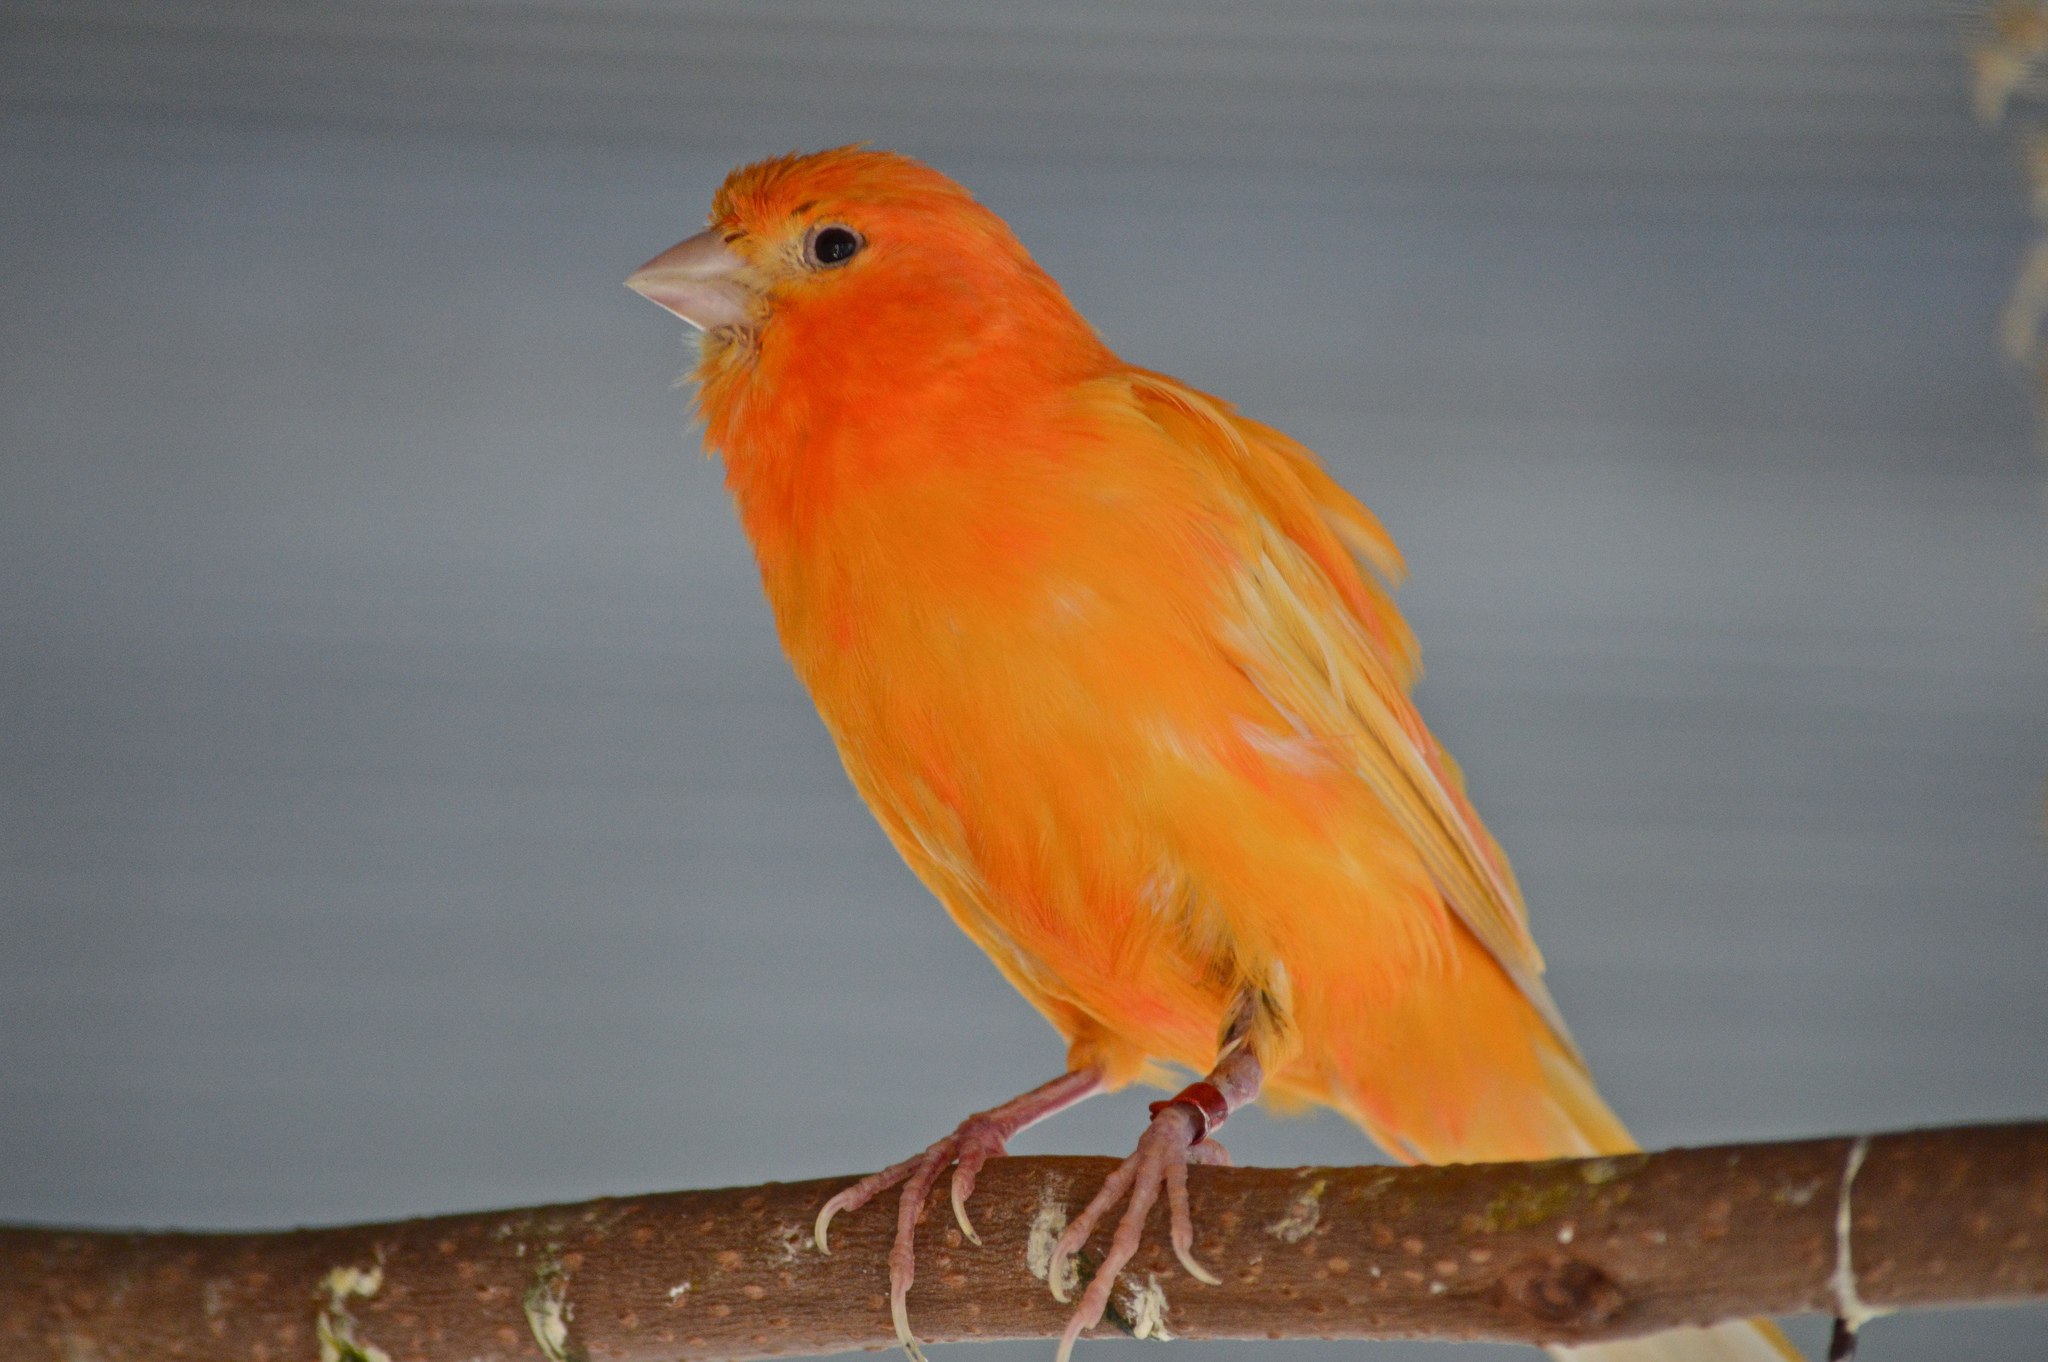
[{"x1": 626, "y1": 229, "x2": 754, "y2": 331}]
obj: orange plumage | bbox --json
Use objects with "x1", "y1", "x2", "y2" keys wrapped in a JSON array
[{"x1": 632, "y1": 147, "x2": 1799, "y2": 1362}]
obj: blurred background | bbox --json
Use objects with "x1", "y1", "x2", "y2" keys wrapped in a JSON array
[{"x1": 2, "y1": 3, "x2": 2044, "y2": 1358}]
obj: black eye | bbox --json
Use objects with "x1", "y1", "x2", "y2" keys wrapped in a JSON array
[{"x1": 806, "y1": 225, "x2": 863, "y2": 267}]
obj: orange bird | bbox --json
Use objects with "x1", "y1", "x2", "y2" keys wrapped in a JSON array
[{"x1": 629, "y1": 148, "x2": 1801, "y2": 1362}]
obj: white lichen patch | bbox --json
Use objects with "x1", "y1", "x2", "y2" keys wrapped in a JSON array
[
  {"x1": 523, "y1": 1269, "x2": 574, "y2": 1362},
  {"x1": 317, "y1": 1264, "x2": 392, "y2": 1362},
  {"x1": 667, "y1": 1281, "x2": 692, "y2": 1303},
  {"x1": 1026, "y1": 1182, "x2": 1080, "y2": 1299},
  {"x1": 1774, "y1": 1176, "x2": 1823, "y2": 1207},
  {"x1": 772, "y1": 1222, "x2": 809, "y2": 1261},
  {"x1": 323, "y1": 1265, "x2": 383, "y2": 1302},
  {"x1": 1121, "y1": 1274, "x2": 1173, "y2": 1341},
  {"x1": 1267, "y1": 1178, "x2": 1326, "y2": 1243}
]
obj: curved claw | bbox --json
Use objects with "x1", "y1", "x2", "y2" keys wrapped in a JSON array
[
  {"x1": 817, "y1": 1187, "x2": 862, "y2": 1255},
  {"x1": 949, "y1": 1141, "x2": 1000, "y2": 1246},
  {"x1": 1166, "y1": 1159, "x2": 1221, "y2": 1285},
  {"x1": 815, "y1": 1189, "x2": 850, "y2": 1255},
  {"x1": 950, "y1": 1173, "x2": 982, "y2": 1246},
  {"x1": 813, "y1": 1151, "x2": 926, "y2": 1256},
  {"x1": 890, "y1": 1275, "x2": 929, "y2": 1362},
  {"x1": 1174, "y1": 1243, "x2": 1223, "y2": 1287}
]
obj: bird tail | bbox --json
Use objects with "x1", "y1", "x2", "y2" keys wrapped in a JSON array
[
  {"x1": 1534, "y1": 1029, "x2": 1805, "y2": 1362},
  {"x1": 1551, "y1": 1326, "x2": 1804, "y2": 1362},
  {"x1": 1321, "y1": 958, "x2": 1806, "y2": 1361}
]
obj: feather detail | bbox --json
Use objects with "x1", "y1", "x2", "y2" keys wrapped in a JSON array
[{"x1": 1122, "y1": 371, "x2": 1582, "y2": 1063}]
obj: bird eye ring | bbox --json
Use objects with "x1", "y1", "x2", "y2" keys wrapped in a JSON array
[{"x1": 804, "y1": 225, "x2": 864, "y2": 268}]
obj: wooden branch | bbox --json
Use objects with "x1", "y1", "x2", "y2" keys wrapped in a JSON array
[{"x1": 3, "y1": 1123, "x2": 2044, "y2": 1361}]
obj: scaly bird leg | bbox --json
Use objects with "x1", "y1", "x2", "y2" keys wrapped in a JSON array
[
  {"x1": 1046, "y1": 1000, "x2": 1264, "y2": 1362},
  {"x1": 814, "y1": 1066, "x2": 1105, "y2": 1362}
]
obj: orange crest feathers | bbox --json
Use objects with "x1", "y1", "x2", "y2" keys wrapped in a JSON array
[{"x1": 711, "y1": 146, "x2": 980, "y2": 231}]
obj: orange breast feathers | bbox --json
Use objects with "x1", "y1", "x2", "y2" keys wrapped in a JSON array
[{"x1": 681, "y1": 148, "x2": 1609, "y2": 1160}]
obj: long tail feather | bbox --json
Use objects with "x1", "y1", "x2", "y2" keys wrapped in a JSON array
[
  {"x1": 1555, "y1": 1322, "x2": 1805, "y2": 1362},
  {"x1": 1329, "y1": 954, "x2": 1805, "y2": 1360},
  {"x1": 1537, "y1": 1052, "x2": 1805, "y2": 1360}
]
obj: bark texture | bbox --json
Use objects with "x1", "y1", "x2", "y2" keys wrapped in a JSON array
[{"x1": 2, "y1": 1123, "x2": 2044, "y2": 1361}]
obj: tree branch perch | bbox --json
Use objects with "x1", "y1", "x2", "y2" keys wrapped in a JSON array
[{"x1": 3, "y1": 1123, "x2": 2044, "y2": 1361}]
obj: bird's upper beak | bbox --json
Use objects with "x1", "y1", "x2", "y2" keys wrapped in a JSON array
[{"x1": 626, "y1": 230, "x2": 753, "y2": 331}]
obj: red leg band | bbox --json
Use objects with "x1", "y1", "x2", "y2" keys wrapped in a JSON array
[{"x1": 1148, "y1": 1080, "x2": 1231, "y2": 1145}]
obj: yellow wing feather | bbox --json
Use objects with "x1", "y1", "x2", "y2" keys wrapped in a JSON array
[{"x1": 1125, "y1": 371, "x2": 1583, "y2": 1063}]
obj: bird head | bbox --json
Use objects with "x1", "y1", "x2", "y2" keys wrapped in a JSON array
[{"x1": 628, "y1": 148, "x2": 1104, "y2": 433}]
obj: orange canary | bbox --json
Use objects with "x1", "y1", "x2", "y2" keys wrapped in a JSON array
[{"x1": 630, "y1": 148, "x2": 1801, "y2": 1362}]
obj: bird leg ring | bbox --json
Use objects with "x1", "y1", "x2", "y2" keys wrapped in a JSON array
[{"x1": 1147, "y1": 1080, "x2": 1232, "y2": 1145}]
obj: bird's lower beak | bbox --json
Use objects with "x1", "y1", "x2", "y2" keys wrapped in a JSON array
[{"x1": 626, "y1": 230, "x2": 754, "y2": 331}]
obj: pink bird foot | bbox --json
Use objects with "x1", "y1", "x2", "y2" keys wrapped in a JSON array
[
  {"x1": 813, "y1": 1067, "x2": 1103, "y2": 1361},
  {"x1": 1043, "y1": 1087, "x2": 1235, "y2": 1362},
  {"x1": 1044, "y1": 1004, "x2": 1265, "y2": 1362}
]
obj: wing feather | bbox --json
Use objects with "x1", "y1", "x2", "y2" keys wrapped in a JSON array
[{"x1": 1126, "y1": 371, "x2": 1582, "y2": 1061}]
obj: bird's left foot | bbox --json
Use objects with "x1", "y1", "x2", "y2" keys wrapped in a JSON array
[
  {"x1": 1044, "y1": 1093, "x2": 1232, "y2": 1362},
  {"x1": 811, "y1": 1068, "x2": 1104, "y2": 1362}
]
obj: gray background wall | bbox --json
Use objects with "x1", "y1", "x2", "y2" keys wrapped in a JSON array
[{"x1": 2, "y1": 4, "x2": 2042, "y2": 1358}]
